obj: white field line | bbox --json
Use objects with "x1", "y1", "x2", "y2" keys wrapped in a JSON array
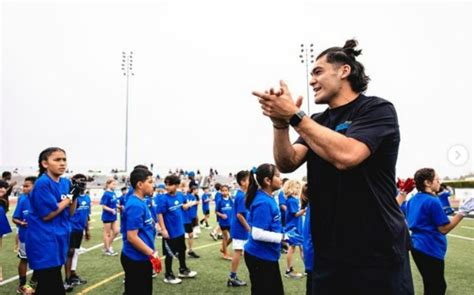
[
  {"x1": 448, "y1": 234, "x2": 474, "y2": 241},
  {"x1": 461, "y1": 226, "x2": 474, "y2": 230}
]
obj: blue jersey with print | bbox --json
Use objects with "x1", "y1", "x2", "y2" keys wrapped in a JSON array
[
  {"x1": 216, "y1": 197, "x2": 233, "y2": 227},
  {"x1": 145, "y1": 196, "x2": 158, "y2": 223},
  {"x1": 100, "y1": 190, "x2": 118, "y2": 222},
  {"x1": 230, "y1": 190, "x2": 249, "y2": 240},
  {"x1": 12, "y1": 194, "x2": 31, "y2": 242},
  {"x1": 406, "y1": 192, "x2": 450, "y2": 260},
  {"x1": 438, "y1": 191, "x2": 454, "y2": 215},
  {"x1": 70, "y1": 195, "x2": 91, "y2": 232},
  {"x1": 158, "y1": 193, "x2": 187, "y2": 239},
  {"x1": 201, "y1": 193, "x2": 211, "y2": 212},
  {"x1": 244, "y1": 189, "x2": 282, "y2": 262},
  {"x1": 122, "y1": 195, "x2": 156, "y2": 261},
  {"x1": 285, "y1": 196, "x2": 301, "y2": 232},
  {"x1": 302, "y1": 205, "x2": 314, "y2": 272},
  {"x1": 26, "y1": 174, "x2": 71, "y2": 270}
]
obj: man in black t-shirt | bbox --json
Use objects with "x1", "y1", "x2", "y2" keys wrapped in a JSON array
[{"x1": 253, "y1": 40, "x2": 414, "y2": 295}]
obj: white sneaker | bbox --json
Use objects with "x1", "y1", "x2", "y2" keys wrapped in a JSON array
[{"x1": 164, "y1": 274, "x2": 182, "y2": 284}]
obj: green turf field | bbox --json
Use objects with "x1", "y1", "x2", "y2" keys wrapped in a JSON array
[{"x1": 1, "y1": 203, "x2": 473, "y2": 294}]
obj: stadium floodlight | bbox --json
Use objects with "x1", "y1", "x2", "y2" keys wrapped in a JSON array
[
  {"x1": 121, "y1": 51, "x2": 134, "y2": 172},
  {"x1": 299, "y1": 43, "x2": 315, "y2": 114}
]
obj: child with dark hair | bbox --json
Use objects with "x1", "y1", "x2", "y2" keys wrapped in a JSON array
[
  {"x1": 185, "y1": 186, "x2": 200, "y2": 258},
  {"x1": 244, "y1": 163, "x2": 298, "y2": 295},
  {"x1": 407, "y1": 168, "x2": 474, "y2": 295},
  {"x1": 228, "y1": 170, "x2": 250, "y2": 287},
  {"x1": 158, "y1": 175, "x2": 197, "y2": 285},
  {"x1": 100, "y1": 179, "x2": 119, "y2": 256},
  {"x1": 121, "y1": 168, "x2": 160, "y2": 295},
  {"x1": 12, "y1": 176, "x2": 37, "y2": 293},
  {"x1": 216, "y1": 184, "x2": 233, "y2": 260},
  {"x1": 0, "y1": 179, "x2": 13, "y2": 283},
  {"x1": 64, "y1": 174, "x2": 91, "y2": 290},
  {"x1": 26, "y1": 147, "x2": 77, "y2": 295},
  {"x1": 199, "y1": 186, "x2": 211, "y2": 228},
  {"x1": 209, "y1": 183, "x2": 222, "y2": 241}
]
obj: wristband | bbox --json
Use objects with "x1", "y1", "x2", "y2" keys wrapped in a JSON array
[{"x1": 273, "y1": 124, "x2": 289, "y2": 130}]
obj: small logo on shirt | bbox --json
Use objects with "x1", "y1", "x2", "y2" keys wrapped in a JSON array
[
  {"x1": 335, "y1": 121, "x2": 352, "y2": 132},
  {"x1": 174, "y1": 200, "x2": 179, "y2": 205}
]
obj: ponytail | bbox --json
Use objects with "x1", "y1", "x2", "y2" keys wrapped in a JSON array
[
  {"x1": 245, "y1": 164, "x2": 277, "y2": 209},
  {"x1": 38, "y1": 147, "x2": 66, "y2": 177},
  {"x1": 245, "y1": 170, "x2": 259, "y2": 209}
]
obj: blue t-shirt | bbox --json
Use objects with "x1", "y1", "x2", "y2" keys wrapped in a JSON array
[
  {"x1": 26, "y1": 174, "x2": 71, "y2": 270},
  {"x1": 201, "y1": 193, "x2": 211, "y2": 212},
  {"x1": 12, "y1": 194, "x2": 31, "y2": 242},
  {"x1": 145, "y1": 196, "x2": 158, "y2": 223},
  {"x1": 245, "y1": 189, "x2": 282, "y2": 262},
  {"x1": 186, "y1": 193, "x2": 198, "y2": 220},
  {"x1": 70, "y1": 195, "x2": 91, "y2": 232},
  {"x1": 285, "y1": 196, "x2": 301, "y2": 232},
  {"x1": 230, "y1": 190, "x2": 249, "y2": 240},
  {"x1": 216, "y1": 197, "x2": 233, "y2": 227},
  {"x1": 0, "y1": 205, "x2": 12, "y2": 237},
  {"x1": 120, "y1": 187, "x2": 135, "y2": 237},
  {"x1": 278, "y1": 190, "x2": 287, "y2": 225},
  {"x1": 100, "y1": 190, "x2": 118, "y2": 222},
  {"x1": 406, "y1": 192, "x2": 450, "y2": 260},
  {"x1": 303, "y1": 205, "x2": 314, "y2": 272},
  {"x1": 438, "y1": 191, "x2": 454, "y2": 215},
  {"x1": 122, "y1": 195, "x2": 156, "y2": 261},
  {"x1": 158, "y1": 193, "x2": 187, "y2": 239}
]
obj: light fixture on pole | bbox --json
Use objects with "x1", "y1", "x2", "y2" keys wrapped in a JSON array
[
  {"x1": 299, "y1": 44, "x2": 314, "y2": 114},
  {"x1": 121, "y1": 51, "x2": 134, "y2": 172}
]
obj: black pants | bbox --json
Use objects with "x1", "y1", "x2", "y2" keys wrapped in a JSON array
[
  {"x1": 411, "y1": 249, "x2": 446, "y2": 295},
  {"x1": 120, "y1": 253, "x2": 152, "y2": 295},
  {"x1": 311, "y1": 254, "x2": 414, "y2": 295},
  {"x1": 34, "y1": 266, "x2": 65, "y2": 295},
  {"x1": 306, "y1": 271, "x2": 313, "y2": 295},
  {"x1": 244, "y1": 252, "x2": 284, "y2": 295},
  {"x1": 162, "y1": 235, "x2": 187, "y2": 275}
]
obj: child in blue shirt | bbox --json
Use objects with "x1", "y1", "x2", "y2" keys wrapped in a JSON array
[
  {"x1": 26, "y1": 147, "x2": 77, "y2": 295},
  {"x1": 209, "y1": 183, "x2": 223, "y2": 241},
  {"x1": 12, "y1": 176, "x2": 36, "y2": 294},
  {"x1": 121, "y1": 168, "x2": 160, "y2": 295},
  {"x1": 228, "y1": 170, "x2": 250, "y2": 287},
  {"x1": 64, "y1": 174, "x2": 91, "y2": 290},
  {"x1": 157, "y1": 175, "x2": 197, "y2": 285},
  {"x1": 244, "y1": 164, "x2": 285, "y2": 295},
  {"x1": 216, "y1": 184, "x2": 233, "y2": 260},
  {"x1": 283, "y1": 180, "x2": 306, "y2": 279},
  {"x1": 199, "y1": 186, "x2": 211, "y2": 228},
  {"x1": 407, "y1": 168, "x2": 474, "y2": 295},
  {"x1": 100, "y1": 179, "x2": 119, "y2": 256},
  {"x1": 184, "y1": 186, "x2": 200, "y2": 258},
  {"x1": 0, "y1": 179, "x2": 12, "y2": 284}
]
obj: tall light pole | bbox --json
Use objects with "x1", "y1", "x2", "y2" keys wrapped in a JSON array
[
  {"x1": 121, "y1": 51, "x2": 134, "y2": 172},
  {"x1": 299, "y1": 44, "x2": 314, "y2": 114}
]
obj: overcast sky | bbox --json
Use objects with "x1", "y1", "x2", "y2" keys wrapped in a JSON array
[{"x1": 1, "y1": 0, "x2": 473, "y2": 178}]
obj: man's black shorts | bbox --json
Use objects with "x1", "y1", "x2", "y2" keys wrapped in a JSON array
[{"x1": 69, "y1": 231, "x2": 84, "y2": 249}]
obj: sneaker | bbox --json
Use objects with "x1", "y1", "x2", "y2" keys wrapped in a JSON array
[
  {"x1": 152, "y1": 271, "x2": 157, "y2": 278},
  {"x1": 28, "y1": 280, "x2": 37, "y2": 290},
  {"x1": 280, "y1": 248, "x2": 288, "y2": 254},
  {"x1": 217, "y1": 233, "x2": 223, "y2": 240},
  {"x1": 105, "y1": 249, "x2": 118, "y2": 256},
  {"x1": 209, "y1": 232, "x2": 218, "y2": 241},
  {"x1": 285, "y1": 268, "x2": 303, "y2": 279},
  {"x1": 227, "y1": 277, "x2": 247, "y2": 287},
  {"x1": 222, "y1": 255, "x2": 233, "y2": 261},
  {"x1": 205, "y1": 225, "x2": 212, "y2": 230},
  {"x1": 178, "y1": 268, "x2": 197, "y2": 278},
  {"x1": 63, "y1": 281, "x2": 74, "y2": 292},
  {"x1": 16, "y1": 284, "x2": 35, "y2": 294},
  {"x1": 188, "y1": 251, "x2": 200, "y2": 258},
  {"x1": 163, "y1": 274, "x2": 182, "y2": 284},
  {"x1": 77, "y1": 247, "x2": 86, "y2": 254},
  {"x1": 70, "y1": 275, "x2": 87, "y2": 286}
]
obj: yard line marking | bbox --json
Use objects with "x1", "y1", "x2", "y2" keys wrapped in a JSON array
[
  {"x1": 448, "y1": 234, "x2": 474, "y2": 241},
  {"x1": 461, "y1": 226, "x2": 474, "y2": 230},
  {"x1": 0, "y1": 237, "x2": 122, "y2": 286},
  {"x1": 77, "y1": 241, "x2": 221, "y2": 295}
]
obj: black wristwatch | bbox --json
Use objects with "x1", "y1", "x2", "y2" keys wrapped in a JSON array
[{"x1": 289, "y1": 110, "x2": 306, "y2": 127}]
